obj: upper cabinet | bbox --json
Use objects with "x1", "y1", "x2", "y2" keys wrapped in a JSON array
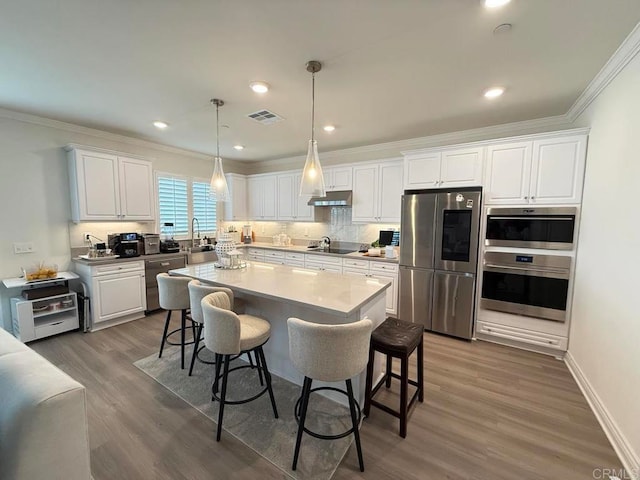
[
  {"x1": 485, "y1": 134, "x2": 587, "y2": 205},
  {"x1": 276, "y1": 173, "x2": 313, "y2": 221},
  {"x1": 323, "y1": 166, "x2": 353, "y2": 191},
  {"x1": 224, "y1": 173, "x2": 247, "y2": 221},
  {"x1": 247, "y1": 174, "x2": 277, "y2": 220},
  {"x1": 352, "y1": 159, "x2": 403, "y2": 223},
  {"x1": 403, "y1": 147, "x2": 483, "y2": 190},
  {"x1": 67, "y1": 147, "x2": 154, "y2": 222}
]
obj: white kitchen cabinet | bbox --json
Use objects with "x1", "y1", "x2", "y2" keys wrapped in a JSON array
[
  {"x1": 276, "y1": 173, "x2": 313, "y2": 221},
  {"x1": 370, "y1": 262, "x2": 398, "y2": 316},
  {"x1": 324, "y1": 166, "x2": 353, "y2": 191},
  {"x1": 284, "y1": 251, "x2": 306, "y2": 267},
  {"x1": 247, "y1": 174, "x2": 277, "y2": 220},
  {"x1": 342, "y1": 257, "x2": 398, "y2": 315},
  {"x1": 74, "y1": 260, "x2": 146, "y2": 331},
  {"x1": 67, "y1": 146, "x2": 155, "y2": 222},
  {"x1": 304, "y1": 254, "x2": 343, "y2": 273},
  {"x1": 485, "y1": 134, "x2": 587, "y2": 205},
  {"x1": 245, "y1": 248, "x2": 265, "y2": 262},
  {"x1": 403, "y1": 147, "x2": 483, "y2": 190},
  {"x1": 224, "y1": 173, "x2": 248, "y2": 221},
  {"x1": 352, "y1": 160, "x2": 403, "y2": 223},
  {"x1": 262, "y1": 250, "x2": 285, "y2": 264}
]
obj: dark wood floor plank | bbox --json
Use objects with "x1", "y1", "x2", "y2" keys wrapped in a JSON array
[{"x1": 29, "y1": 313, "x2": 622, "y2": 480}]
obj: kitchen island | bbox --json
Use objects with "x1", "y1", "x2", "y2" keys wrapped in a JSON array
[{"x1": 170, "y1": 261, "x2": 390, "y2": 403}]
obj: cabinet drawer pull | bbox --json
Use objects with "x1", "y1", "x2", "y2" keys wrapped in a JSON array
[
  {"x1": 161, "y1": 262, "x2": 170, "y2": 266},
  {"x1": 50, "y1": 321, "x2": 64, "y2": 326}
]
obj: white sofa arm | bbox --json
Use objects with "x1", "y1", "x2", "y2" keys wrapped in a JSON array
[{"x1": 0, "y1": 328, "x2": 91, "y2": 480}]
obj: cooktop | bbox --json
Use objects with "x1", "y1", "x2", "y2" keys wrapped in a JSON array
[{"x1": 307, "y1": 247, "x2": 356, "y2": 255}]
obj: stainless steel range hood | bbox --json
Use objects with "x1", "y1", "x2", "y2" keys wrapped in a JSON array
[{"x1": 307, "y1": 190, "x2": 352, "y2": 206}]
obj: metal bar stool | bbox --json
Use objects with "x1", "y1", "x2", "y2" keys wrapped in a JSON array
[
  {"x1": 157, "y1": 273, "x2": 196, "y2": 369},
  {"x1": 288, "y1": 317, "x2": 373, "y2": 472},
  {"x1": 201, "y1": 291, "x2": 278, "y2": 441},
  {"x1": 363, "y1": 317, "x2": 424, "y2": 438}
]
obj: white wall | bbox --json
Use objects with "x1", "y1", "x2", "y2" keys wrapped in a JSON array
[
  {"x1": 569, "y1": 51, "x2": 640, "y2": 468},
  {"x1": 0, "y1": 113, "x2": 246, "y2": 331}
]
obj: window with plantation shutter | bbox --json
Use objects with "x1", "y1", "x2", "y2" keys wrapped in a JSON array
[
  {"x1": 156, "y1": 173, "x2": 218, "y2": 239},
  {"x1": 192, "y1": 180, "x2": 217, "y2": 234},
  {"x1": 157, "y1": 175, "x2": 189, "y2": 236}
]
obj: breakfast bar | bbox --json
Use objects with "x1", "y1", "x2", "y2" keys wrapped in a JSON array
[{"x1": 169, "y1": 261, "x2": 390, "y2": 403}]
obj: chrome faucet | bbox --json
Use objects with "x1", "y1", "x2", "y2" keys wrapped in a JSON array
[
  {"x1": 320, "y1": 236, "x2": 331, "y2": 250},
  {"x1": 191, "y1": 217, "x2": 200, "y2": 247}
]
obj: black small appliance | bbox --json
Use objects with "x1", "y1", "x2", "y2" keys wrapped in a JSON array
[{"x1": 108, "y1": 233, "x2": 141, "y2": 258}]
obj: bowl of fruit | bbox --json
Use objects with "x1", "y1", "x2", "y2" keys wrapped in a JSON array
[{"x1": 23, "y1": 262, "x2": 58, "y2": 282}]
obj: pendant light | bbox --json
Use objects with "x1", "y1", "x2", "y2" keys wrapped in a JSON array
[
  {"x1": 209, "y1": 98, "x2": 231, "y2": 202},
  {"x1": 299, "y1": 60, "x2": 326, "y2": 197}
]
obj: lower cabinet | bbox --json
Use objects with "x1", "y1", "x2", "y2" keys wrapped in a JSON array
[
  {"x1": 343, "y1": 258, "x2": 398, "y2": 316},
  {"x1": 476, "y1": 320, "x2": 568, "y2": 351},
  {"x1": 304, "y1": 254, "x2": 343, "y2": 273},
  {"x1": 75, "y1": 260, "x2": 146, "y2": 330}
]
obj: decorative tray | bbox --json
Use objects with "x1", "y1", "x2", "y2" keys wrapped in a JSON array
[
  {"x1": 213, "y1": 261, "x2": 247, "y2": 270},
  {"x1": 78, "y1": 254, "x2": 120, "y2": 261}
]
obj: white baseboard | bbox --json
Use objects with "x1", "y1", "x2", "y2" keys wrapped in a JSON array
[{"x1": 565, "y1": 352, "x2": 639, "y2": 479}]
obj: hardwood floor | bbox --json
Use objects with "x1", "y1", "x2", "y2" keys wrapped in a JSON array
[{"x1": 30, "y1": 313, "x2": 622, "y2": 480}]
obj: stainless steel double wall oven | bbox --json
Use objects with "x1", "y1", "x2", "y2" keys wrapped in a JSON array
[{"x1": 480, "y1": 207, "x2": 577, "y2": 323}]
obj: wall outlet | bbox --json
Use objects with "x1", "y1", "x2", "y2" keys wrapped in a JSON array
[
  {"x1": 83, "y1": 232, "x2": 92, "y2": 243},
  {"x1": 304, "y1": 228, "x2": 309, "y2": 237},
  {"x1": 13, "y1": 242, "x2": 35, "y2": 254}
]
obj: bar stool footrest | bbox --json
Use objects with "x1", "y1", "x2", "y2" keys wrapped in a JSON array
[
  {"x1": 294, "y1": 386, "x2": 362, "y2": 441},
  {"x1": 164, "y1": 326, "x2": 196, "y2": 346},
  {"x1": 211, "y1": 363, "x2": 268, "y2": 405}
]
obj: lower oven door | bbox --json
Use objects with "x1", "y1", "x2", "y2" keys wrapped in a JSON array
[{"x1": 480, "y1": 252, "x2": 571, "y2": 322}]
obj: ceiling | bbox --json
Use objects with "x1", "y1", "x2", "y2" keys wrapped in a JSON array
[{"x1": 1, "y1": 1, "x2": 639, "y2": 162}]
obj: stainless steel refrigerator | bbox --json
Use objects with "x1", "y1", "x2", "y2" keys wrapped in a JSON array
[{"x1": 398, "y1": 188, "x2": 481, "y2": 340}]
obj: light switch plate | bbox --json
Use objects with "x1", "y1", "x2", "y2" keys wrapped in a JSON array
[{"x1": 14, "y1": 242, "x2": 35, "y2": 254}]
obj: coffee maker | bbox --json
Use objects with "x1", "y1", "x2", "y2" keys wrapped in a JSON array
[
  {"x1": 108, "y1": 233, "x2": 141, "y2": 258},
  {"x1": 242, "y1": 225, "x2": 252, "y2": 244}
]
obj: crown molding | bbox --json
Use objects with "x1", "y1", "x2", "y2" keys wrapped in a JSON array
[
  {"x1": 0, "y1": 107, "x2": 218, "y2": 161},
  {"x1": 249, "y1": 114, "x2": 572, "y2": 172},
  {"x1": 567, "y1": 22, "x2": 640, "y2": 122}
]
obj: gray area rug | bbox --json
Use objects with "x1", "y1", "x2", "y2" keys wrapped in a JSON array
[{"x1": 134, "y1": 346, "x2": 356, "y2": 480}]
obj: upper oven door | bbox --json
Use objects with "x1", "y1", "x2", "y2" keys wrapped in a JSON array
[
  {"x1": 485, "y1": 207, "x2": 576, "y2": 250},
  {"x1": 480, "y1": 252, "x2": 572, "y2": 322}
]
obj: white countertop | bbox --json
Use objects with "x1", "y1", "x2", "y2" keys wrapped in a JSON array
[
  {"x1": 170, "y1": 261, "x2": 390, "y2": 318},
  {"x1": 2, "y1": 271, "x2": 79, "y2": 289},
  {"x1": 241, "y1": 242, "x2": 400, "y2": 263}
]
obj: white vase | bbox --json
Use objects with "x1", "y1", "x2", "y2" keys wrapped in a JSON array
[{"x1": 215, "y1": 235, "x2": 236, "y2": 257}]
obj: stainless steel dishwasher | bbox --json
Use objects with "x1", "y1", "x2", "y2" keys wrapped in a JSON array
[{"x1": 144, "y1": 255, "x2": 187, "y2": 313}]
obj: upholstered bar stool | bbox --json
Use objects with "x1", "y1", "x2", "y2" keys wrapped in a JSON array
[
  {"x1": 201, "y1": 291, "x2": 279, "y2": 441},
  {"x1": 187, "y1": 280, "x2": 234, "y2": 376},
  {"x1": 157, "y1": 273, "x2": 196, "y2": 369},
  {"x1": 287, "y1": 317, "x2": 373, "y2": 472},
  {"x1": 364, "y1": 317, "x2": 424, "y2": 438}
]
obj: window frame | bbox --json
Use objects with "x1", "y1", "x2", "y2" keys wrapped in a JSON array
[{"x1": 156, "y1": 172, "x2": 219, "y2": 240}]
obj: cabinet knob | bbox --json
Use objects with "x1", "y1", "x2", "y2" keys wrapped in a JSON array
[
  {"x1": 524, "y1": 196, "x2": 529, "y2": 200},
  {"x1": 531, "y1": 196, "x2": 536, "y2": 201}
]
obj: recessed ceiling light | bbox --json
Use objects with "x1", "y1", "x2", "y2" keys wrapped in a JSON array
[
  {"x1": 249, "y1": 81, "x2": 269, "y2": 94},
  {"x1": 153, "y1": 121, "x2": 169, "y2": 129},
  {"x1": 484, "y1": 87, "x2": 505, "y2": 98},
  {"x1": 483, "y1": 0, "x2": 511, "y2": 8},
  {"x1": 323, "y1": 125, "x2": 336, "y2": 132},
  {"x1": 233, "y1": 145, "x2": 244, "y2": 151}
]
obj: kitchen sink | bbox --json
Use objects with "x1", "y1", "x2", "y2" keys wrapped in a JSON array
[{"x1": 187, "y1": 246, "x2": 217, "y2": 265}]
